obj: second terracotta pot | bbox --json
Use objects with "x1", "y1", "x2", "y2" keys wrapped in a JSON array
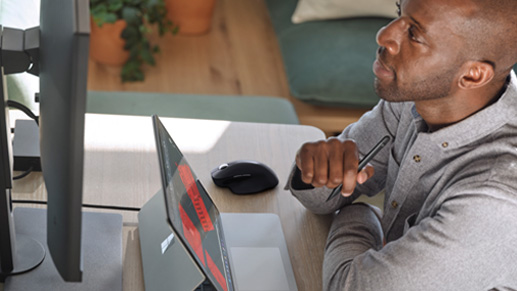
[{"x1": 166, "y1": 0, "x2": 216, "y2": 35}]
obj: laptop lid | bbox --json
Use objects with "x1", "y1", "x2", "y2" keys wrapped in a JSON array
[{"x1": 152, "y1": 115, "x2": 234, "y2": 291}]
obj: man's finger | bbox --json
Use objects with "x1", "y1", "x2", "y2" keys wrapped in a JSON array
[
  {"x1": 357, "y1": 164, "x2": 375, "y2": 184},
  {"x1": 312, "y1": 145, "x2": 330, "y2": 187},
  {"x1": 327, "y1": 144, "x2": 344, "y2": 188},
  {"x1": 341, "y1": 141, "x2": 359, "y2": 195},
  {"x1": 297, "y1": 154, "x2": 315, "y2": 185}
]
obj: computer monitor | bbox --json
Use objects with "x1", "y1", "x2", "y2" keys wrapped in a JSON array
[
  {"x1": 39, "y1": 0, "x2": 90, "y2": 281},
  {"x1": 0, "y1": 0, "x2": 89, "y2": 284}
]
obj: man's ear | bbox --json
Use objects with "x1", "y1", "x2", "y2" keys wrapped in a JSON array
[{"x1": 458, "y1": 61, "x2": 495, "y2": 89}]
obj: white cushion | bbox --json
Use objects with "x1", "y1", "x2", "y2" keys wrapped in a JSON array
[{"x1": 291, "y1": 0, "x2": 397, "y2": 24}]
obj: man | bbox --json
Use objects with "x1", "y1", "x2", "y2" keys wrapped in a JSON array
[{"x1": 287, "y1": 0, "x2": 517, "y2": 290}]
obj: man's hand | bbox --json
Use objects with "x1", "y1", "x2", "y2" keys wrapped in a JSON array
[{"x1": 295, "y1": 137, "x2": 375, "y2": 196}]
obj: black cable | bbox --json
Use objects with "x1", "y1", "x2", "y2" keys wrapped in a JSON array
[
  {"x1": 11, "y1": 199, "x2": 141, "y2": 212},
  {"x1": 13, "y1": 166, "x2": 34, "y2": 180},
  {"x1": 82, "y1": 203, "x2": 140, "y2": 212},
  {"x1": 11, "y1": 200, "x2": 46, "y2": 206},
  {"x1": 6, "y1": 100, "x2": 39, "y2": 125}
]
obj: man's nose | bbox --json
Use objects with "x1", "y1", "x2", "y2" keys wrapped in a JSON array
[{"x1": 376, "y1": 19, "x2": 404, "y2": 56}]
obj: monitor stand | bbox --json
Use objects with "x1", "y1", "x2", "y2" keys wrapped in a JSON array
[{"x1": 3, "y1": 208, "x2": 123, "y2": 291}]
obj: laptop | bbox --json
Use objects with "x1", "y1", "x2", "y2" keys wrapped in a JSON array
[{"x1": 143, "y1": 115, "x2": 298, "y2": 291}]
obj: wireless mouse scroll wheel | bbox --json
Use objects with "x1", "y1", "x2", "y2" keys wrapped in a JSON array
[{"x1": 219, "y1": 163, "x2": 229, "y2": 170}]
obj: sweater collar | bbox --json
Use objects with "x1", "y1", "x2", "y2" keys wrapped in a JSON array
[{"x1": 411, "y1": 70, "x2": 517, "y2": 149}]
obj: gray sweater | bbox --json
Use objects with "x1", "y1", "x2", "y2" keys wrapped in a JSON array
[{"x1": 288, "y1": 72, "x2": 517, "y2": 290}]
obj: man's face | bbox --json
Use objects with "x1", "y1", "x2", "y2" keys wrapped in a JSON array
[{"x1": 373, "y1": 0, "x2": 470, "y2": 102}]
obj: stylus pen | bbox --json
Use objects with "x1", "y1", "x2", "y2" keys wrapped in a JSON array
[{"x1": 325, "y1": 135, "x2": 391, "y2": 202}]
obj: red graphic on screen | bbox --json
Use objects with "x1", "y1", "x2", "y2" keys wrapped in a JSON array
[
  {"x1": 176, "y1": 162, "x2": 228, "y2": 290},
  {"x1": 179, "y1": 204, "x2": 205, "y2": 265},
  {"x1": 206, "y1": 250, "x2": 228, "y2": 291},
  {"x1": 177, "y1": 164, "x2": 215, "y2": 232}
]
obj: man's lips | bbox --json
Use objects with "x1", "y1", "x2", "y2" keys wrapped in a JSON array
[{"x1": 373, "y1": 58, "x2": 395, "y2": 80}]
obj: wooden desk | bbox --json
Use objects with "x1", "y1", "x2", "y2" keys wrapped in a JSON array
[{"x1": 11, "y1": 114, "x2": 331, "y2": 290}]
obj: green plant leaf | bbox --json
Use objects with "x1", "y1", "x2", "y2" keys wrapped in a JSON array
[
  {"x1": 126, "y1": 0, "x2": 143, "y2": 7},
  {"x1": 121, "y1": 59, "x2": 144, "y2": 82},
  {"x1": 107, "y1": 2, "x2": 123, "y2": 13},
  {"x1": 122, "y1": 7, "x2": 141, "y2": 26},
  {"x1": 147, "y1": 0, "x2": 160, "y2": 7},
  {"x1": 140, "y1": 48, "x2": 155, "y2": 65},
  {"x1": 91, "y1": 3, "x2": 107, "y2": 14},
  {"x1": 121, "y1": 25, "x2": 138, "y2": 40}
]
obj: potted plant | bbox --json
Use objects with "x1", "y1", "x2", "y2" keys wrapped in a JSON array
[{"x1": 90, "y1": 0, "x2": 178, "y2": 82}]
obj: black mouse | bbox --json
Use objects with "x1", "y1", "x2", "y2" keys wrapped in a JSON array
[{"x1": 211, "y1": 160, "x2": 279, "y2": 194}]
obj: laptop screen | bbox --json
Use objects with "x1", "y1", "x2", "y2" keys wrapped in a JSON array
[{"x1": 153, "y1": 116, "x2": 234, "y2": 291}]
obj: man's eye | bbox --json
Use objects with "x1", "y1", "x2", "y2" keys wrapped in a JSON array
[
  {"x1": 408, "y1": 26, "x2": 420, "y2": 42},
  {"x1": 396, "y1": 1, "x2": 401, "y2": 17}
]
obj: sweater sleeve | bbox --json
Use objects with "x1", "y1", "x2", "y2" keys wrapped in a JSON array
[{"x1": 323, "y1": 187, "x2": 517, "y2": 290}]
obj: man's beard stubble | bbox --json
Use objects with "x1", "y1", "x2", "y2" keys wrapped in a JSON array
[{"x1": 374, "y1": 67, "x2": 457, "y2": 103}]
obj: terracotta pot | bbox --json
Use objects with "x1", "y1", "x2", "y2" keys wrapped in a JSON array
[
  {"x1": 89, "y1": 18, "x2": 130, "y2": 66},
  {"x1": 166, "y1": 0, "x2": 216, "y2": 35}
]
